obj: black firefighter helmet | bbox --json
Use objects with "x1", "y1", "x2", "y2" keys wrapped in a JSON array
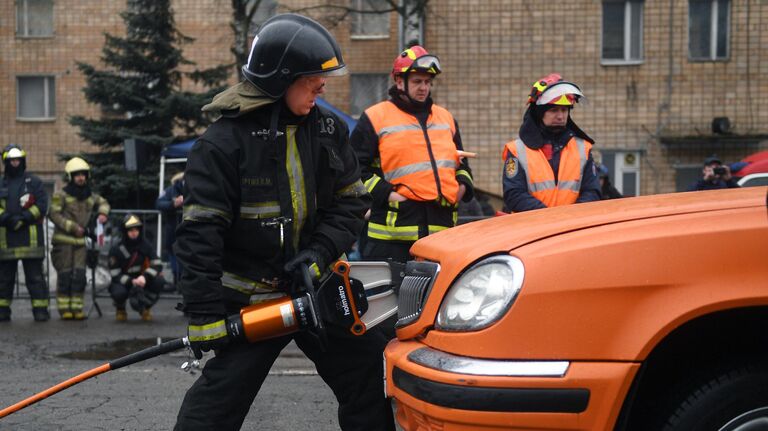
[{"x1": 241, "y1": 13, "x2": 347, "y2": 98}]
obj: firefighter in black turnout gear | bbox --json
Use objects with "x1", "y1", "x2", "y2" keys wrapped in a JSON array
[
  {"x1": 0, "y1": 144, "x2": 50, "y2": 322},
  {"x1": 173, "y1": 14, "x2": 392, "y2": 431},
  {"x1": 108, "y1": 214, "x2": 165, "y2": 322}
]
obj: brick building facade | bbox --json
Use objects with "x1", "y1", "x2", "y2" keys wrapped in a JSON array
[{"x1": 2, "y1": 0, "x2": 766, "y2": 200}]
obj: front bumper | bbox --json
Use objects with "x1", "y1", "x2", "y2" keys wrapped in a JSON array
[{"x1": 385, "y1": 339, "x2": 640, "y2": 431}]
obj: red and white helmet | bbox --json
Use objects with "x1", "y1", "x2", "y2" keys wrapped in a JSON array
[
  {"x1": 527, "y1": 73, "x2": 586, "y2": 106},
  {"x1": 391, "y1": 45, "x2": 442, "y2": 79}
]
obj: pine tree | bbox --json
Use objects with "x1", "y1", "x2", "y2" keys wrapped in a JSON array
[{"x1": 69, "y1": 0, "x2": 229, "y2": 208}]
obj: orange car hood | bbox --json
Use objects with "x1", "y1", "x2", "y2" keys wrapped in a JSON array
[{"x1": 411, "y1": 187, "x2": 766, "y2": 265}]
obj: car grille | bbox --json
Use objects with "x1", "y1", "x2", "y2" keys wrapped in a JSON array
[{"x1": 396, "y1": 261, "x2": 440, "y2": 327}]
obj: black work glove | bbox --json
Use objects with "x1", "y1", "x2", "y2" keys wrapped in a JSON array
[
  {"x1": 284, "y1": 247, "x2": 326, "y2": 280},
  {"x1": 9, "y1": 214, "x2": 24, "y2": 231},
  {"x1": 187, "y1": 314, "x2": 229, "y2": 360}
]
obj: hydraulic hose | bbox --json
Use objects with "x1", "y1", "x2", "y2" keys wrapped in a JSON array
[{"x1": 0, "y1": 337, "x2": 188, "y2": 419}]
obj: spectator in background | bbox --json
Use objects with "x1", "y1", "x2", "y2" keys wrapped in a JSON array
[
  {"x1": 597, "y1": 164, "x2": 623, "y2": 199},
  {"x1": 687, "y1": 156, "x2": 740, "y2": 191},
  {"x1": 0, "y1": 144, "x2": 50, "y2": 322},
  {"x1": 155, "y1": 172, "x2": 184, "y2": 287},
  {"x1": 108, "y1": 214, "x2": 164, "y2": 321},
  {"x1": 502, "y1": 73, "x2": 600, "y2": 212}
]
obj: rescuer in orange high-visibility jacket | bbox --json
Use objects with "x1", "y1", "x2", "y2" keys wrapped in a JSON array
[
  {"x1": 351, "y1": 45, "x2": 474, "y2": 264},
  {"x1": 502, "y1": 73, "x2": 601, "y2": 212}
]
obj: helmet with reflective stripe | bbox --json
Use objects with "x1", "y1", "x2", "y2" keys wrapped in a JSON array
[
  {"x1": 527, "y1": 73, "x2": 586, "y2": 106},
  {"x1": 242, "y1": 13, "x2": 347, "y2": 98},
  {"x1": 65, "y1": 157, "x2": 90, "y2": 182},
  {"x1": 122, "y1": 214, "x2": 143, "y2": 230},
  {"x1": 392, "y1": 45, "x2": 442, "y2": 78},
  {"x1": 2, "y1": 144, "x2": 26, "y2": 161}
]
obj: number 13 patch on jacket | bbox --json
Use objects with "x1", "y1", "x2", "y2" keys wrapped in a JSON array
[{"x1": 504, "y1": 157, "x2": 518, "y2": 179}]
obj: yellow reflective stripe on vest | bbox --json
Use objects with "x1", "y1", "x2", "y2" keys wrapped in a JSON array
[
  {"x1": 367, "y1": 222, "x2": 419, "y2": 241},
  {"x1": 428, "y1": 224, "x2": 450, "y2": 235},
  {"x1": 28, "y1": 205, "x2": 41, "y2": 219},
  {"x1": 183, "y1": 205, "x2": 232, "y2": 226},
  {"x1": 221, "y1": 272, "x2": 279, "y2": 295},
  {"x1": 386, "y1": 201, "x2": 399, "y2": 227},
  {"x1": 240, "y1": 201, "x2": 281, "y2": 220},
  {"x1": 188, "y1": 319, "x2": 227, "y2": 342},
  {"x1": 286, "y1": 126, "x2": 306, "y2": 252},
  {"x1": 336, "y1": 179, "x2": 367, "y2": 198},
  {"x1": 365, "y1": 175, "x2": 381, "y2": 193},
  {"x1": 384, "y1": 159, "x2": 457, "y2": 183}
]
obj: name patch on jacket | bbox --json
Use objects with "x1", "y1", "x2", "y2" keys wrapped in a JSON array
[{"x1": 242, "y1": 177, "x2": 273, "y2": 187}]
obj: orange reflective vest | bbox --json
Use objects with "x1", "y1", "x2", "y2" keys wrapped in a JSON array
[
  {"x1": 365, "y1": 101, "x2": 460, "y2": 203},
  {"x1": 502, "y1": 137, "x2": 591, "y2": 207}
]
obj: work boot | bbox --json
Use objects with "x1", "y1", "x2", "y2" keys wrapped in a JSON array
[
  {"x1": 0, "y1": 308, "x2": 10, "y2": 322},
  {"x1": 60, "y1": 311, "x2": 73, "y2": 320},
  {"x1": 116, "y1": 309, "x2": 127, "y2": 322},
  {"x1": 32, "y1": 308, "x2": 50, "y2": 322},
  {"x1": 140, "y1": 308, "x2": 152, "y2": 322},
  {"x1": 72, "y1": 311, "x2": 86, "y2": 320}
]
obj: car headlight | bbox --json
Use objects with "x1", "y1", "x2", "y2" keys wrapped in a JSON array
[{"x1": 436, "y1": 255, "x2": 524, "y2": 331}]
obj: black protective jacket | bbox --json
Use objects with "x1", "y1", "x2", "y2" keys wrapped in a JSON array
[
  {"x1": 0, "y1": 171, "x2": 48, "y2": 260},
  {"x1": 108, "y1": 237, "x2": 163, "y2": 287},
  {"x1": 175, "y1": 101, "x2": 370, "y2": 316}
]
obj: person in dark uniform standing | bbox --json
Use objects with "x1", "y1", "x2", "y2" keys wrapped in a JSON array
[
  {"x1": 351, "y1": 45, "x2": 474, "y2": 264},
  {"x1": 155, "y1": 172, "x2": 184, "y2": 287},
  {"x1": 0, "y1": 144, "x2": 50, "y2": 322},
  {"x1": 108, "y1": 214, "x2": 165, "y2": 322},
  {"x1": 173, "y1": 14, "x2": 392, "y2": 431},
  {"x1": 502, "y1": 73, "x2": 601, "y2": 212}
]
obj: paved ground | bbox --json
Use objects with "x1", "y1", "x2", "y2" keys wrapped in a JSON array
[{"x1": 0, "y1": 293, "x2": 344, "y2": 431}]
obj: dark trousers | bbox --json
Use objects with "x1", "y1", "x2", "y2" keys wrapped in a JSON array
[
  {"x1": 0, "y1": 259, "x2": 49, "y2": 309},
  {"x1": 361, "y1": 239, "x2": 412, "y2": 264},
  {"x1": 108, "y1": 275, "x2": 164, "y2": 312},
  {"x1": 174, "y1": 324, "x2": 395, "y2": 431}
]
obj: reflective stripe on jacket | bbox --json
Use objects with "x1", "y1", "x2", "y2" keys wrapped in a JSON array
[
  {"x1": 365, "y1": 101, "x2": 460, "y2": 203},
  {"x1": 502, "y1": 137, "x2": 591, "y2": 207}
]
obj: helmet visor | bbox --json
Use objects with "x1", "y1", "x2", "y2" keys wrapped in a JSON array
[
  {"x1": 537, "y1": 82, "x2": 587, "y2": 106},
  {"x1": 302, "y1": 65, "x2": 348, "y2": 78},
  {"x1": 410, "y1": 55, "x2": 442, "y2": 75}
]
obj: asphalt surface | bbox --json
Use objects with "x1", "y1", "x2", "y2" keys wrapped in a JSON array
[{"x1": 0, "y1": 290, "x2": 344, "y2": 431}]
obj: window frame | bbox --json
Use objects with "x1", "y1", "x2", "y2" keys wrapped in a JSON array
[
  {"x1": 16, "y1": 75, "x2": 56, "y2": 122},
  {"x1": 688, "y1": 0, "x2": 730, "y2": 62},
  {"x1": 350, "y1": 0, "x2": 391, "y2": 40},
  {"x1": 15, "y1": 0, "x2": 54, "y2": 38},
  {"x1": 349, "y1": 73, "x2": 390, "y2": 118},
  {"x1": 600, "y1": 0, "x2": 644, "y2": 66}
]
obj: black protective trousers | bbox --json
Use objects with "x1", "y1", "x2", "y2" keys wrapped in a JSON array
[
  {"x1": 174, "y1": 323, "x2": 396, "y2": 431},
  {"x1": 0, "y1": 259, "x2": 48, "y2": 308},
  {"x1": 108, "y1": 275, "x2": 164, "y2": 312}
]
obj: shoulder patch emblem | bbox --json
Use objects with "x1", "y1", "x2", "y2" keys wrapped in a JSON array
[{"x1": 505, "y1": 157, "x2": 518, "y2": 179}]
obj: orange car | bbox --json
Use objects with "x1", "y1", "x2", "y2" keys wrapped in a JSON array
[{"x1": 384, "y1": 187, "x2": 768, "y2": 431}]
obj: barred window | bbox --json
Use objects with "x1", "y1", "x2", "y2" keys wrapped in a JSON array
[
  {"x1": 350, "y1": 0, "x2": 390, "y2": 38},
  {"x1": 16, "y1": 0, "x2": 53, "y2": 37},
  {"x1": 601, "y1": 0, "x2": 644, "y2": 64},
  {"x1": 350, "y1": 73, "x2": 389, "y2": 117},
  {"x1": 689, "y1": 0, "x2": 730, "y2": 61},
  {"x1": 17, "y1": 76, "x2": 56, "y2": 120}
]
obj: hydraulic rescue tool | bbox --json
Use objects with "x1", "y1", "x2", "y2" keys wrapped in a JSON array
[{"x1": 0, "y1": 260, "x2": 402, "y2": 419}]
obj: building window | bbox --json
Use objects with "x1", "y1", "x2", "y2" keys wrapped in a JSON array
[
  {"x1": 601, "y1": 0, "x2": 643, "y2": 64},
  {"x1": 689, "y1": 0, "x2": 730, "y2": 61},
  {"x1": 350, "y1": 0, "x2": 390, "y2": 38},
  {"x1": 350, "y1": 73, "x2": 389, "y2": 117},
  {"x1": 17, "y1": 76, "x2": 56, "y2": 120},
  {"x1": 16, "y1": 0, "x2": 54, "y2": 37},
  {"x1": 247, "y1": 0, "x2": 277, "y2": 36}
]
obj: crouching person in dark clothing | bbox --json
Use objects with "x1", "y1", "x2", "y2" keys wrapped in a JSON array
[{"x1": 108, "y1": 214, "x2": 164, "y2": 322}]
